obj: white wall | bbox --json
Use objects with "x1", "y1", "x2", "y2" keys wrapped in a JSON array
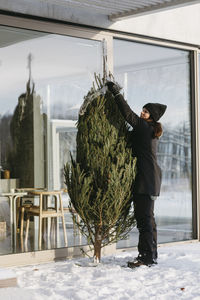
[
  {"x1": 0, "y1": 1, "x2": 200, "y2": 45},
  {"x1": 110, "y1": 3, "x2": 200, "y2": 46}
]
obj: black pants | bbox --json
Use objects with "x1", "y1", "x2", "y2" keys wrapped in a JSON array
[{"x1": 134, "y1": 194, "x2": 157, "y2": 262}]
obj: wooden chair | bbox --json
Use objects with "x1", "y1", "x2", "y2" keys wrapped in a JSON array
[
  {"x1": 23, "y1": 190, "x2": 67, "y2": 249},
  {"x1": 16, "y1": 188, "x2": 44, "y2": 235}
]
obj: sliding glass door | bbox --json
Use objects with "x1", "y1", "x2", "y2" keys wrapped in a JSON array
[{"x1": 114, "y1": 39, "x2": 192, "y2": 246}]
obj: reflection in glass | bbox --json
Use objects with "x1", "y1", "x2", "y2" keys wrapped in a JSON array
[
  {"x1": 114, "y1": 39, "x2": 192, "y2": 247},
  {"x1": 0, "y1": 25, "x2": 102, "y2": 254}
]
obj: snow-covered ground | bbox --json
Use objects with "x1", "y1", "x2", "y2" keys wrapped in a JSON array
[{"x1": 0, "y1": 242, "x2": 200, "y2": 300}]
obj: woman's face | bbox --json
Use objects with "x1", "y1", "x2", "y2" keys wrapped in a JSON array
[{"x1": 140, "y1": 108, "x2": 150, "y2": 120}]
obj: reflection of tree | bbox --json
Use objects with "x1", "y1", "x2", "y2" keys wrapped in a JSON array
[
  {"x1": 157, "y1": 121, "x2": 191, "y2": 180},
  {"x1": 9, "y1": 80, "x2": 34, "y2": 186},
  {"x1": 8, "y1": 79, "x2": 45, "y2": 187},
  {"x1": 7, "y1": 53, "x2": 46, "y2": 187},
  {"x1": 0, "y1": 114, "x2": 12, "y2": 169}
]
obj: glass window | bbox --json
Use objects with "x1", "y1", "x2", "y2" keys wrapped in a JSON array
[
  {"x1": 0, "y1": 25, "x2": 102, "y2": 254},
  {"x1": 114, "y1": 39, "x2": 192, "y2": 248}
]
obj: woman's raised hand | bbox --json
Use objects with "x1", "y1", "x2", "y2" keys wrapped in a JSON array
[{"x1": 106, "y1": 81, "x2": 121, "y2": 96}]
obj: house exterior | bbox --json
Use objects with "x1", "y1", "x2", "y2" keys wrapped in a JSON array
[{"x1": 0, "y1": 0, "x2": 200, "y2": 266}]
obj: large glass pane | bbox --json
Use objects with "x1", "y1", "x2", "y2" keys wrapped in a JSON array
[
  {"x1": 114, "y1": 39, "x2": 192, "y2": 248},
  {"x1": 0, "y1": 25, "x2": 102, "y2": 254}
]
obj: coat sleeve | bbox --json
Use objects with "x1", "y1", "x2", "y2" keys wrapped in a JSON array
[{"x1": 114, "y1": 94, "x2": 140, "y2": 127}]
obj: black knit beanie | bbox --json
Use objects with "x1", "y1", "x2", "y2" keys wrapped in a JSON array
[{"x1": 143, "y1": 103, "x2": 167, "y2": 121}]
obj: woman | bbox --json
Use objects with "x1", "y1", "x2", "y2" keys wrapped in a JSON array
[{"x1": 106, "y1": 81, "x2": 167, "y2": 268}]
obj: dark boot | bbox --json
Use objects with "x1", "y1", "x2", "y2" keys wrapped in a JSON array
[{"x1": 127, "y1": 256, "x2": 157, "y2": 268}]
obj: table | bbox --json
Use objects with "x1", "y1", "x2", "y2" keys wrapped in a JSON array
[{"x1": 0, "y1": 192, "x2": 27, "y2": 249}]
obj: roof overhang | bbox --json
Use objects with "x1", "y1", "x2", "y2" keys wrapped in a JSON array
[{"x1": 40, "y1": 0, "x2": 200, "y2": 21}]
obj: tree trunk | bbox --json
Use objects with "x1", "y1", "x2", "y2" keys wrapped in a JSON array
[{"x1": 94, "y1": 238, "x2": 102, "y2": 263}]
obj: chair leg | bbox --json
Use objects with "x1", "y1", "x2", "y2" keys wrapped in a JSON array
[
  {"x1": 20, "y1": 207, "x2": 25, "y2": 236},
  {"x1": 38, "y1": 216, "x2": 42, "y2": 249},
  {"x1": 50, "y1": 217, "x2": 54, "y2": 235},
  {"x1": 16, "y1": 197, "x2": 21, "y2": 232},
  {"x1": 25, "y1": 214, "x2": 30, "y2": 244},
  {"x1": 61, "y1": 214, "x2": 67, "y2": 247},
  {"x1": 50, "y1": 217, "x2": 56, "y2": 246},
  {"x1": 20, "y1": 233, "x2": 24, "y2": 252},
  {"x1": 59, "y1": 194, "x2": 67, "y2": 247}
]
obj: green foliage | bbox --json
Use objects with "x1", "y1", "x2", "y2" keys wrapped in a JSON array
[{"x1": 64, "y1": 75, "x2": 136, "y2": 261}]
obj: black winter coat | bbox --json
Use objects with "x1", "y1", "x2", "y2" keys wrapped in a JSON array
[{"x1": 115, "y1": 94, "x2": 161, "y2": 196}]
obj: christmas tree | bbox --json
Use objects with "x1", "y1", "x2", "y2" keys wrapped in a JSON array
[{"x1": 64, "y1": 75, "x2": 137, "y2": 262}]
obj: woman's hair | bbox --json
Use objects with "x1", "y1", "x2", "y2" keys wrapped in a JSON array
[
  {"x1": 147, "y1": 119, "x2": 163, "y2": 138},
  {"x1": 153, "y1": 121, "x2": 163, "y2": 138}
]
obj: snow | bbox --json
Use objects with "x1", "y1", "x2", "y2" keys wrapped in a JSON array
[
  {"x1": 0, "y1": 242, "x2": 200, "y2": 300},
  {"x1": 0, "y1": 269, "x2": 16, "y2": 280}
]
